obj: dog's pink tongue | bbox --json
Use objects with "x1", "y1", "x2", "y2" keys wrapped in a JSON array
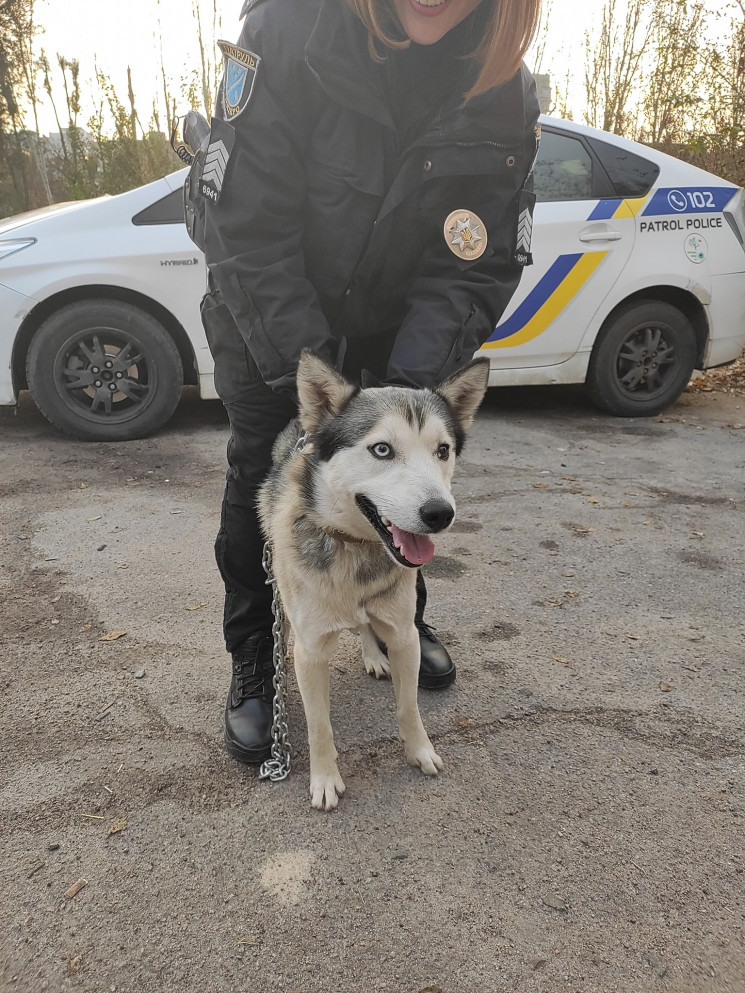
[{"x1": 390, "y1": 524, "x2": 435, "y2": 565}]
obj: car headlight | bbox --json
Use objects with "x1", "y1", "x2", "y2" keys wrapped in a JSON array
[{"x1": 0, "y1": 238, "x2": 36, "y2": 262}]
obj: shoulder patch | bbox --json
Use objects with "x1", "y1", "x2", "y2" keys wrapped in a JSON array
[
  {"x1": 217, "y1": 40, "x2": 261, "y2": 120},
  {"x1": 200, "y1": 117, "x2": 236, "y2": 205}
]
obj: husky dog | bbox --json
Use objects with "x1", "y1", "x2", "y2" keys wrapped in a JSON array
[{"x1": 258, "y1": 350, "x2": 490, "y2": 810}]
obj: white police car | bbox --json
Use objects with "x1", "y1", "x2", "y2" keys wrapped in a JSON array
[{"x1": 1, "y1": 116, "x2": 744, "y2": 440}]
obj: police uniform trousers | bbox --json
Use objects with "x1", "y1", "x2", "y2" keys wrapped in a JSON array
[{"x1": 202, "y1": 291, "x2": 429, "y2": 655}]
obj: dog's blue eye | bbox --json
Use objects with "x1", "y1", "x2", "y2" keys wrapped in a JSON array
[
  {"x1": 437, "y1": 444, "x2": 450, "y2": 461},
  {"x1": 370, "y1": 442, "x2": 393, "y2": 460}
]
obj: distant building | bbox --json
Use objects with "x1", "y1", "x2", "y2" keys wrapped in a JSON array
[
  {"x1": 44, "y1": 128, "x2": 96, "y2": 157},
  {"x1": 535, "y1": 74, "x2": 551, "y2": 114}
]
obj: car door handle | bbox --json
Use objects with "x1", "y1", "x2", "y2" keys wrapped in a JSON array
[{"x1": 579, "y1": 229, "x2": 623, "y2": 243}]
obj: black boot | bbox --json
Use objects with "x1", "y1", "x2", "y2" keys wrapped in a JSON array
[
  {"x1": 224, "y1": 632, "x2": 274, "y2": 763},
  {"x1": 416, "y1": 620, "x2": 456, "y2": 689},
  {"x1": 374, "y1": 620, "x2": 456, "y2": 689}
]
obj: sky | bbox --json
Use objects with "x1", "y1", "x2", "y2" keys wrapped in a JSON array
[{"x1": 32, "y1": 0, "x2": 729, "y2": 135}]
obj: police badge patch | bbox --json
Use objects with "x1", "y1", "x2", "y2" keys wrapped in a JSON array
[
  {"x1": 444, "y1": 209, "x2": 488, "y2": 261},
  {"x1": 217, "y1": 40, "x2": 261, "y2": 120}
]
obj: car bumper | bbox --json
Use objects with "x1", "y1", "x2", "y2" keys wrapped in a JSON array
[
  {"x1": 0, "y1": 282, "x2": 31, "y2": 404},
  {"x1": 703, "y1": 272, "x2": 745, "y2": 368}
]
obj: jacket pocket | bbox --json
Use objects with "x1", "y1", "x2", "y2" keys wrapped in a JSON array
[
  {"x1": 304, "y1": 139, "x2": 385, "y2": 298},
  {"x1": 438, "y1": 305, "x2": 481, "y2": 382},
  {"x1": 200, "y1": 292, "x2": 262, "y2": 403}
]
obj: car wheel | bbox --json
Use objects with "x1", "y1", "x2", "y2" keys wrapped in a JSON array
[
  {"x1": 26, "y1": 299, "x2": 184, "y2": 441},
  {"x1": 586, "y1": 301, "x2": 697, "y2": 417}
]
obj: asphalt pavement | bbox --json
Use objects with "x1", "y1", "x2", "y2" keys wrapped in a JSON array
[{"x1": 1, "y1": 382, "x2": 744, "y2": 993}]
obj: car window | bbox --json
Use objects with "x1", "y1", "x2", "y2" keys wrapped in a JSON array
[
  {"x1": 132, "y1": 189, "x2": 185, "y2": 226},
  {"x1": 534, "y1": 131, "x2": 594, "y2": 203},
  {"x1": 589, "y1": 139, "x2": 660, "y2": 198}
]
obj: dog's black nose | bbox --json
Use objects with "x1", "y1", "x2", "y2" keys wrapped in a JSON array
[{"x1": 419, "y1": 499, "x2": 454, "y2": 533}]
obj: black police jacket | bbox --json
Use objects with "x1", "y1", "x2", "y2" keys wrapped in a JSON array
[{"x1": 202, "y1": 0, "x2": 540, "y2": 392}]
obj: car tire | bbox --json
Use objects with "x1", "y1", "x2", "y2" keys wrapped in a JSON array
[
  {"x1": 26, "y1": 299, "x2": 184, "y2": 441},
  {"x1": 586, "y1": 301, "x2": 697, "y2": 417}
]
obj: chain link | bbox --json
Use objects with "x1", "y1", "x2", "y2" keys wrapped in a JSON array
[{"x1": 258, "y1": 541, "x2": 293, "y2": 782}]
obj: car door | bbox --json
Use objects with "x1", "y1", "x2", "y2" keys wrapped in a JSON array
[{"x1": 480, "y1": 125, "x2": 641, "y2": 370}]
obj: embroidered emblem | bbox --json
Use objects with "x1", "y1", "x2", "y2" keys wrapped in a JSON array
[
  {"x1": 516, "y1": 205, "x2": 533, "y2": 258},
  {"x1": 201, "y1": 139, "x2": 229, "y2": 201},
  {"x1": 513, "y1": 187, "x2": 536, "y2": 266},
  {"x1": 218, "y1": 40, "x2": 261, "y2": 120},
  {"x1": 444, "y1": 210, "x2": 488, "y2": 260},
  {"x1": 199, "y1": 118, "x2": 236, "y2": 205}
]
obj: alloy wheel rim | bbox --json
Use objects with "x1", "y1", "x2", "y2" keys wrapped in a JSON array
[{"x1": 54, "y1": 327, "x2": 157, "y2": 424}]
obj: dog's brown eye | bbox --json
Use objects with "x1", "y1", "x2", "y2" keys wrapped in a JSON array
[
  {"x1": 370, "y1": 442, "x2": 394, "y2": 460},
  {"x1": 437, "y1": 444, "x2": 450, "y2": 461}
]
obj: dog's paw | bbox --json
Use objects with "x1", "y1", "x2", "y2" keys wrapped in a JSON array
[
  {"x1": 406, "y1": 743, "x2": 444, "y2": 776},
  {"x1": 309, "y1": 770, "x2": 346, "y2": 811},
  {"x1": 363, "y1": 654, "x2": 391, "y2": 680}
]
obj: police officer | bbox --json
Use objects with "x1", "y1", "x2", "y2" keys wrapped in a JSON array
[{"x1": 199, "y1": 0, "x2": 541, "y2": 763}]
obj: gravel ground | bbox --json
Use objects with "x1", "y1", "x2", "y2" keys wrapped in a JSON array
[{"x1": 1, "y1": 378, "x2": 744, "y2": 993}]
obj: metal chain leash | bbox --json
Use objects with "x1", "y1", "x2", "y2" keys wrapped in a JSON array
[{"x1": 258, "y1": 540, "x2": 293, "y2": 782}]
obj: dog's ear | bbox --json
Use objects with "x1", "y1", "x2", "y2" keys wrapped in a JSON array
[
  {"x1": 435, "y1": 357, "x2": 490, "y2": 433},
  {"x1": 296, "y1": 350, "x2": 357, "y2": 434}
]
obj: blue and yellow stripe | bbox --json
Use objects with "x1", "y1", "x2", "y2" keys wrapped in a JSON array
[{"x1": 483, "y1": 195, "x2": 648, "y2": 348}]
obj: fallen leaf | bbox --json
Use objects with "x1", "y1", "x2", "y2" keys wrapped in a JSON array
[
  {"x1": 86, "y1": 516, "x2": 101, "y2": 522},
  {"x1": 108, "y1": 817, "x2": 127, "y2": 836},
  {"x1": 574, "y1": 526, "x2": 594, "y2": 534},
  {"x1": 52, "y1": 595, "x2": 61, "y2": 603},
  {"x1": 587, "y1": 497, "x2": 599, "y2": 504},
  {"x1": 553, "y1": 656, "x2": 569, "y2": 665},
  {"x1": 66, "y1": 954, "x2": 83, "y2": 976},
  {"x1": 94, "y1": 700, "x2": 117, "y2": 720},
  {"x1": 185, "y1": 602, "x2": 207, "y2": 611},
  {"x1": 541, "y1": 894, "x2": 567, "y2": 911},
  {"x1": 562, "y1": 474, "x2": 576, "y2": 481},
  {"x1": 659, "y1": 682, "x2": 672, "y2": 692},
  {"x1": 564, "y1": 590, "x2": 578, "y2": 598},
  {"x1": 99, "y1": 630, "x2": 127, "y2": 642},
  {"x1": 625, "y1": 633, "x2": 639, "y2": 640},
  {"x1": 533, "y1": 482, "x2": 548, "y2": 489},
  {"x1": 79, "y1": 623, "x2": 92, "y2": 632},
  {"x1": 64, "y1": 878, "x2": 87, "y2": 900}
]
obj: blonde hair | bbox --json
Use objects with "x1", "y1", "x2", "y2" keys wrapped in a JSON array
[{"x1": 346, "y1": 0, "x2": 541, "y2": 98}]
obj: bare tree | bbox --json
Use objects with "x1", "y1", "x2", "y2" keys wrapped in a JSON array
[
  {"x1": 640, "y1": 0, "x2": 707, "y2": 145},
  {"x1": 584, "y1": 0, "x2": 653, "y2": 136}
]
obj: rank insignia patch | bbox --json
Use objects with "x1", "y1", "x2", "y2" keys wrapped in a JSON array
[
  {"x1": 217, "y1": 40, "x2": 261, "y2": 120},
  {"x1": 199, "y1": 117, "x2": 235, "y2": 205},
  {"x1": 513, "y1": 187, "x2": 536, "y2": 266},
  {"x1": 444, "y1": 209, "x2": 488, "y2": 261}
]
